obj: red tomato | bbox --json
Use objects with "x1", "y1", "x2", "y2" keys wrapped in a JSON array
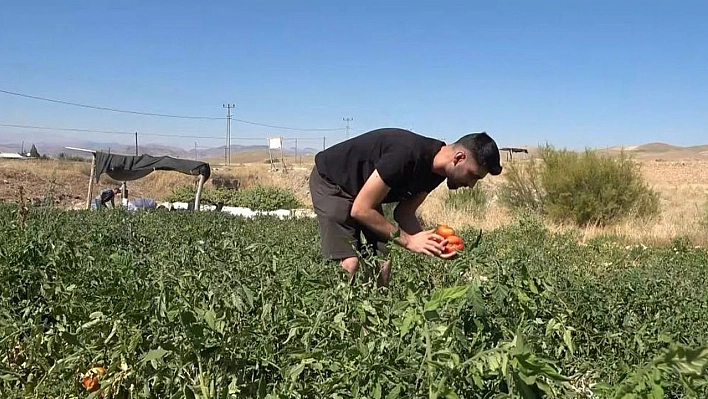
[
  {"x1": 81, "y1": 366, "x2": 106, "y2": 392},
  {"x1": 444, "y1": 235, "x2": 465, "y2": 253},
  {"x1": 437, "y1": 224, "x2": 456, "y2": 238}
]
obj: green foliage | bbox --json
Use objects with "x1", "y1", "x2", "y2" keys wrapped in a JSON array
[
  {"x1": 500, "y1": 146, "x2": 661, "y2": 226},
  {"x1": 234, "y1": 185, "x2": 302, "y2": 211},
  {"x1": 444, "y1": 183, "x2": 489, "y2": 213},
  {"x1": 1, "y1": 205, "x2": 707, "y2": 397},
  {"x1": 56, "y1": 152, "x2": 91, "y2": 162},
  {"x1": 28, "y1": 144, "x2": 40, "y2": 158},
  {"x1": 164, "y1": 184, "x2": 303, "y2": 211}
]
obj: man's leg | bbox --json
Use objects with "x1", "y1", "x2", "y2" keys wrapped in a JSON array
[
  {"x1": 361, "y1": 204, "x2": 393, "y2": 288},
  {"x1": 309, "y1": 166, "x2": 362, "y2": 281}
]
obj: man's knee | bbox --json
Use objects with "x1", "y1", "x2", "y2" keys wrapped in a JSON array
[{"x1": 340, "y1": 257, "x2": 358, "y2": 274}]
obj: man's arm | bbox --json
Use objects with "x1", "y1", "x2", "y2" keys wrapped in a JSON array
[
  {"x1": 351, "y1": 170, "x2": 444, "y2": 256},
  {"x1": 350, "y1": 169, "x2": 401, "y2": 244},
  {"x1": 393, "y1": 192, "x2": 428, "y2": 235}
]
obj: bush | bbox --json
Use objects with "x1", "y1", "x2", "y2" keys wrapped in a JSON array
[
  {"x1": 235, "y1": 185, "x2": 302, "y2": 211},
  {"x1": 500, "y1": 145, "x2": 660, "y2": 226},
  {"x1": 163, "y1": 184, "x2": 302, "y2": 211},
  {"x1": 444, "y1": 183, "x2": 489, "y2": 213}
]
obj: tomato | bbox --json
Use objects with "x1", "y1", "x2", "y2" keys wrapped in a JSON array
[
  {"x1": 440, "y1": 234, "x2": 464, "y2": 258},
  {"x1": 81, "y1": 366, "x2": 107, "y2": 392},
  {"x1": 436, "y1": 224, "x2": 456, "y2": 238}
]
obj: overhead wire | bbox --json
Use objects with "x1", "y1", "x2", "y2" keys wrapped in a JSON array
[
  {"x1": 0, "y1": 122, "x2": 329, "y2": 141},
  {"x1": 0, "y1": 88, "x2": 347, "y2": 131}
]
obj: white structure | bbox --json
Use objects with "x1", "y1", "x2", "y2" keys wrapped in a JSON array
[
  {"x1": 0, "y1": 153, "x2": 28, "y2": 159},
  {"x1": 267, "y1": 136, "x2": 287, "y2": 172}
]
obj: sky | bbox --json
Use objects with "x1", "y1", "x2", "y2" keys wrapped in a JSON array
[{"x1": 1, "y1": 0, "x2": 707, "y2": 152}]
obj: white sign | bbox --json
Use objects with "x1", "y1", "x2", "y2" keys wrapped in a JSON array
[{"x1": 268, "y1": 137, "x2": 282, "y2": 150}]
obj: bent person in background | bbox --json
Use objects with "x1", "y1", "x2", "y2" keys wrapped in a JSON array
[
  {"x1": 309, "y1": 127, "x2": 503, "y2": 287},
  {"x1": 91, "y1": 187, "x2": 121, "y2": 210}
]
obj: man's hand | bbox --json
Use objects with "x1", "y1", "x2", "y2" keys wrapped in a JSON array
[
  {"x1": 351, "y1": 170, "x2": 445, "y2": 257},
  {"x1": 400, "y1": 229, "x2": 447, "y2": 256}
]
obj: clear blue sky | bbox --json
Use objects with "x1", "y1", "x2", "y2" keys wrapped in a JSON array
[{"x1": 1, "y1": 0, "x2": 706, "y2": 151}]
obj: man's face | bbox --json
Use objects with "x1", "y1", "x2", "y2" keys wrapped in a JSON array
[{"x1": 446, "y1": 150, "x2": 488, "y2": 190}]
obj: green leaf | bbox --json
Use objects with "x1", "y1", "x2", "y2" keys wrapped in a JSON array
[
  {"x1": 563, "y1": 329, "x2": 574, "y2": 356},
  {"x1": 204, "y1": 308, "x2": 217, "y2": 331},
  {"x1": 288, "y1": 362, "x2": 305, "y2": 382},
  {"x1": 400, "y1": 310, "x2": 417, "y2": 336},
  {"x1": 425, "y1": 285, "x2": 470, "y2": 312},
  {"x1": 650, "y1": 383, "x2": 664, "y2": 398},
  {"x1": 142, "y1": 347, "x2": 169, "y2": 363},
  {"x1": 60, "y1": 331, "x2": 80, "y2": 346},
  {"x1": 385, "y1": 385, "x2": 402, "y2": 399},
  {"x1": 372, "y1": 382, "x2": 382, "y2": 399}
]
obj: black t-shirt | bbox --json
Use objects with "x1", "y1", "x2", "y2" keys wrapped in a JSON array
[
  {"x1": 314, "y1": 128, "x2": 446, "y2": 203},
  {"x1": 99, "y1": 189, "x2": 115, "y2": 204}
]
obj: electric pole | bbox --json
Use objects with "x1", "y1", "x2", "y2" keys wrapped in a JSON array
[
  {"x1": 135, "y1": 132, "x2": 139, "y2": 156},
  {"x1": 194, "y1": 142, "x2": 198, "y2": 160},
  {"x1": 223, "y1": 104, "x2": 235, "y2": 165},
  {"x1": 343, "y1": 117, "x2": 353, "y2": 140}
]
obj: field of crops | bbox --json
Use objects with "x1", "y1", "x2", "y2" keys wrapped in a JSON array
[{"x1": 1, "y1": 204, "x2": 708, "y2": 398}]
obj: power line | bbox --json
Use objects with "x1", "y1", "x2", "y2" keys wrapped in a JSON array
[
  {"x1": 0, "y1": 89, "x2": 222, "y2": 120},
  {"x1": 0, "y1": 88, "x2": 347, "y2": 131},
  {"x1": 230, "y1": 117, "x2": 345, "y2": 132},
  {"x1": 0, "y1": 122, "x2": 330, "y2": 141}
]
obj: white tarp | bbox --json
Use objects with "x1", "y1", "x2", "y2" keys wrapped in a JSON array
[{"x1": 268, "y1": 137, "x2": 282, "y2": 150}]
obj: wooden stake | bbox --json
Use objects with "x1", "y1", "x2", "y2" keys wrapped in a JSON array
[
  {"x1": 86, "y1": 154, "x2": 96, "y2": 209},
  {"x1": 194, "y1": 174, "x2": 205, "y2": 211}
]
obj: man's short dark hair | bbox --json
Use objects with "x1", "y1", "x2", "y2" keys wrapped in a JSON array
[{"x1": 454, "y1": 132, "x2": 502, "y2": 175}]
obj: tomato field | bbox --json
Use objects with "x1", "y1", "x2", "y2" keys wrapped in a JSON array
[{"x1": 1, "y1": 204, "x2": 708, "y2": 398}]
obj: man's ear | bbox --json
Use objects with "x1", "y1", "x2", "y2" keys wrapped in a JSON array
[{"x1": 453, "y1": 150, "x2": 466, "y2": 165}]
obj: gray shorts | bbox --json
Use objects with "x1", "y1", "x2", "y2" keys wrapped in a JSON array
[{"x1": 309, "y1": 166, "x2": 388, "y2": 260}]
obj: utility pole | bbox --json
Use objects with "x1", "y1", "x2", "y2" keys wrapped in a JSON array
[
  {"x1": 194, "y1": 142, "x2": 198, "y2": 160},
  {"x1": 135, "y1": 132, "x2": 139, "y2": 156},
  {"x1": 223, "y1": 104, "x2": 235, "y2": 165},
  {"x1": 343, "y1": 117, "x2": 353, "y2": 140}
]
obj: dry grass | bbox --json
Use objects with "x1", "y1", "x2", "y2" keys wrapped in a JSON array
[{"x1": 416, "y1": 157, "x2": 708, "y2": 246}]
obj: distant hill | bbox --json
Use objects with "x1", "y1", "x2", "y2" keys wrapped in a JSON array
[
  {"x1": 4, "y1": 140, "x2": 322, "y2": 164},
  {"x1": 632, "y1": 142, "x2": 683, "y2": 153},
  {"x1": 605, "y1": 142, "x2": 708, "y2": 160}
]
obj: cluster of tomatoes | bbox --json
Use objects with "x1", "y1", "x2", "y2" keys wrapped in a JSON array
[{"x1": 435, "y1": 224, "x2": 464, "y2": 259}]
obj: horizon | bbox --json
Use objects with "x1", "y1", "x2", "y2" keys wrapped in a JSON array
[{"x1": 1, "y1": 1, "x2": 707, "y2": 151}]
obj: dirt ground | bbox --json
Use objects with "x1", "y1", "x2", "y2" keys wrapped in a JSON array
[
  {"x1": 0, "y1": 155, "x2": 317, "y2": 209},
  {"x1": 1, "y1": 148, "x2": 707, "y2": 244}
]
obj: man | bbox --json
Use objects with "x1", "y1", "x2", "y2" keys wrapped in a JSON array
[
  {"x1": 309, "y1": 127, "x2": 502, "y2": 287},
  {"x1": 92, "y1": 187, "x2": 121, "y2": 209}
]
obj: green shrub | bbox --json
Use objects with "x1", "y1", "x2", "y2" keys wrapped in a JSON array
[
  {"x1": 235, "y1": 185, "x2": 302, "y2": 211},
  {"x1": 163, "y1": 184, "x2": 302, "y2": 211},
  {"x1": 498, "y1": 160, "x2": 545, "y2": 213},
  {"x1": 444, "y1": 183, "x2": 489, "y2": 213},
  {"x1": 500, "y1": 145, "x2": 660, "y2": 226}
]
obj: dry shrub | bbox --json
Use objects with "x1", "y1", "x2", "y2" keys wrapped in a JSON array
[{"x1": 500, "y1": 145, "x2": 660, "y2": 227}]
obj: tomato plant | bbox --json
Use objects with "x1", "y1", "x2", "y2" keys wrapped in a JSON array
[{"x1": 0, "y1": 205, "x2": 707, "y2": 397}]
